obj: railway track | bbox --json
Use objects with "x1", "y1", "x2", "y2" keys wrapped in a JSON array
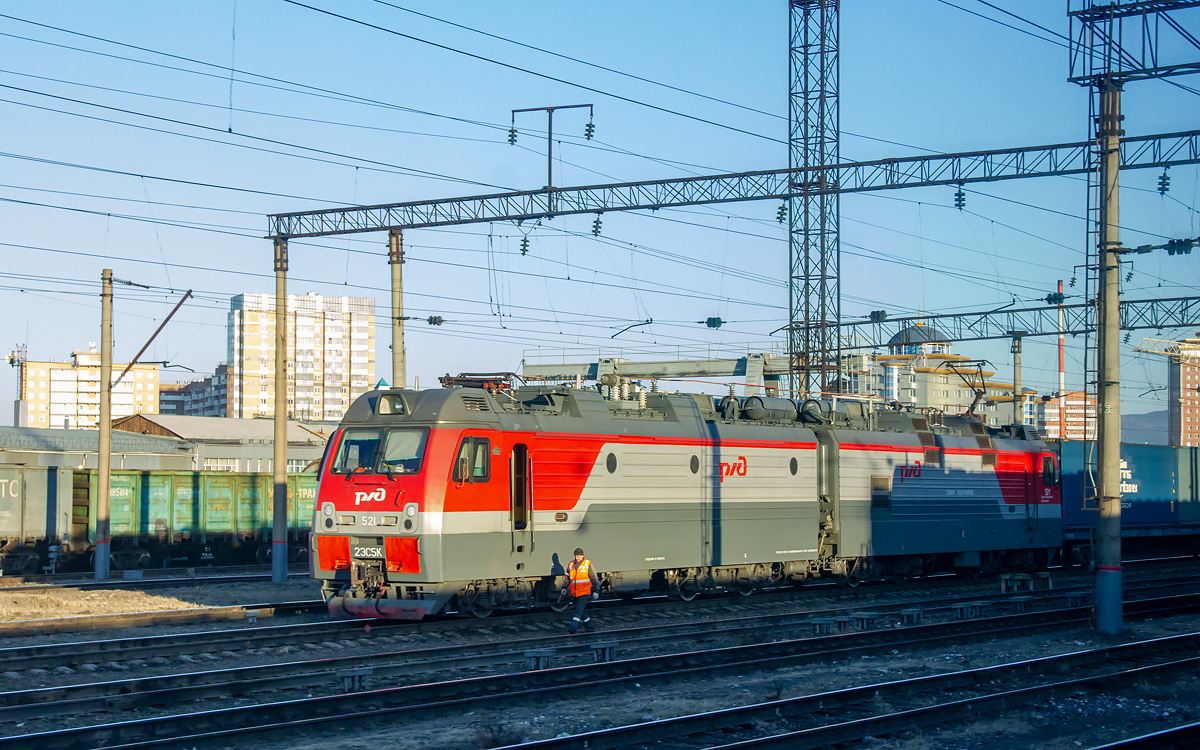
[
  {"x1": 506, "y1": 626, "x2": 1200, "y2": 750},
  {"x1": 1, "y1": 570, "x2": 1191, "y2": 672},
  {"x1": 1, "y1": 588, "x2": 1197, "y2": 748},
  {"x1": 0, "y1": 566, "x2": 307, "y2": 592}
]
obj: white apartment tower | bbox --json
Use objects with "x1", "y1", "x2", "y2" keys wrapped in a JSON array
[{"x1": 227, "y1": 292, "x2": 375, "y2": 421}]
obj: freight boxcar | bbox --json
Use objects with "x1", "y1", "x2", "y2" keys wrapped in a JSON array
[{"x1": 0, "y1": 466, "x2": 316, "y2": 573}]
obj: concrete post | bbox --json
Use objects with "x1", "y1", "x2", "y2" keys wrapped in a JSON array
[
  {"x1": 1010, "y1": 332, "x2": 1024, "y2": 426},
  {"x1": 1095, "y1": 80, "x2": 1123, "y2": 634},
  {"x1": 272, "y1": 238, "x2": 289, "y2": 584},
  {"x1": 95, "y1": 269, "x2": 112, "y2": 580},
  {"x1": 389, "y1": 229, "x2": 404, "y2": 390}
]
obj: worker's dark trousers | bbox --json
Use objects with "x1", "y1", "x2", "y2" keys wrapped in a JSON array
[{"x1": 569, "y1": 596, "x2": 593, "y2": 633}]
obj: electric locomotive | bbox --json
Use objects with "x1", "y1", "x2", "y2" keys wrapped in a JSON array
[{"x1": 311, "y1": 379, "x2": 1061, "y2": 619}]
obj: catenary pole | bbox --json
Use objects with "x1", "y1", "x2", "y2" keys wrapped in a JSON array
[
  {"x1": 389, "y1": 229, "x2": 404, "y2": 389},
  {"x1": 272, "y1": 238, "x2": 289, "y2": 583},
  {"x1": 1095, "y1": 79, "x2": 1123, "y2": 634},
  {"x1": 95, "y1": 268, "x2": 112, "y2": 580}
]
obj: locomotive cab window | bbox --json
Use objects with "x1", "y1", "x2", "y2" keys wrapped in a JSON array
[
  {"x1": 452, "y1": 437, "x2": 491, "y2": 483},
  {"x1": 511, "y1": 443, "x2": 530, "y2": 530},
  {"x1": 331, "y1": 428, "x2": 429, "y2": 475},
  {"x1": 1042, "y1": 455, "x2": 1060, "y2": 486}
]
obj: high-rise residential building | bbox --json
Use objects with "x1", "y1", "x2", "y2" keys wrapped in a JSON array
[
  {"x1": 1167, "y1": 335, "x2": 1200, "y2": 447},
  {"x1": 1036, "y1": 390, "x2": 1098, "y2": 441},
  {"x1": 158, "y1": 383, "x2": 186, "y2": 415},
  {"x1": 176, "y1": 364, "x2": 229, "y2": 417},
  {"x1": 13, "y1": 344, "x2": 160, "y2": 428},
  {"x1": 226, "y1": 292, "x2": 375, "y2": 421}
]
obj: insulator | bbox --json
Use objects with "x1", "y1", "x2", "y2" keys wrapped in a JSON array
[
  {"x1": 1069, "y1": 276, "x2": 1076, "y2": 288},
  {"x1": 776, "y1": 203, "x2": 787, "y2": 224},
  {"x1": 507, "y1": 126, "x2": 517, "y2": 145},
  {"x1": 584, "y1": 121, "x2": 595, "y2": 140},
  {"x1": 592, "y1": 215, "x2": 602, "y2": 236},
  {"x1": 1123, "y1": 332, "x2": 1131, "y2": 344},
  {"x1": 426, "y1": 316, "x2": 444, "y2": 326},
  {"x1": 702, "y1": 317, "x2": 724, "y2": 329},
  {"x1": 1125, "y1": 271, "x2": 1133, "y2": 282},
  {"x1": 1158, "y1": 171, "x2": 1170, "y2": 195},
  {"x1": 1045, "y1": 292, "x2": 1065, "y2": 305},
  {"x1": 953, "y1": 187, "x2": 965, "y2": 210},
  {"x1": 869, "y1": 310, "x2": 888, "y2": 324},
  {"x1": 520, "y1": 236, "x2": 530, "y2": 255}
]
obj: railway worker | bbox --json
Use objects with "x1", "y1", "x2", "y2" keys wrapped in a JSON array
[{"x1": 562, "y1": 547, "x2": 600, "y2": 634}]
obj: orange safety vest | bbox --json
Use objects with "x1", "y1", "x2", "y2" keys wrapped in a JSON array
[{"x1": 567, "y1": 558, "x2": 593, "y2": 597}]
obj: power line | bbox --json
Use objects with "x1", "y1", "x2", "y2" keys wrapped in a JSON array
[{"x1": 279, "y1": 0, "x2": 784, "y2": 145}]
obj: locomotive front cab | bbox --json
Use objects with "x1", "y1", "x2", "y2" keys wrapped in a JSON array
[{"x1": 311, "y1": 390, "x2": 453, "y2": 619}]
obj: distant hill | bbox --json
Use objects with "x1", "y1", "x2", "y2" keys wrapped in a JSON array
[{"x1": 1122, "y1": 410, "x2": 1167, "y2": 445}]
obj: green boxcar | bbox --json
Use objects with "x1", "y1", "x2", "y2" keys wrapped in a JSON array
[{"x1": 77, "y1": 470, "x2": 315, "y2": 567}]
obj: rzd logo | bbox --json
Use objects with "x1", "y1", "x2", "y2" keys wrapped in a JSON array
[
  {"x1": 897, "y1": 462, "x2": 922, "y2": 483},
  {"x1": 719, "y1": 456, "x2": 748, "y2": 483},
  {"x1": 354, "y1": 488, "x2": 386, "y2": 505}
]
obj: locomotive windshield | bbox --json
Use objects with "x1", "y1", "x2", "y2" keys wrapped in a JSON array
[{"x1": 330, "y1": 428, "x2": 429, "y2": 475}]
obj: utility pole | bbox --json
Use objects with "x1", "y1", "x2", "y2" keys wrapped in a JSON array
[
  {"x1": 95, "y1": 269, "x2": 112, "y2": 580},
  {"x1": 1095, "y1": 79, "x2": 1123, "y2": 634},
  {"x1": 272, "y1": 238, "x2": 289, "y2": 584},
  {"x1": 1058, "y1": 280, "x2": 1066, "y2": 440},
  {"x1": 389, "y1": 229, "x2": 405, "y2": 389},
  {"x1": 1009, "y1": 331, "x2": 1026, "y2": 426}
]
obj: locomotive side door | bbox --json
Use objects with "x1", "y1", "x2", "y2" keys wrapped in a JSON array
[{"x1": 510, "y1": 443, "x2": 534, "y2": 556}]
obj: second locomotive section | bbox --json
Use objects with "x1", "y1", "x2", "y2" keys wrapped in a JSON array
[{"x1": 311, "y1": 386, "x2": 1061, "y2": 618}]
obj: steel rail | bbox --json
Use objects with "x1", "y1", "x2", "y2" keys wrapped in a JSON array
[
  {"x1": 1088, "y1": 720, "x2": 1200, "y2": 749},
  {"x1": 2, "y1": 593, "x2": 1197, "y2": 750},
  {"x1": 0, "y1": 580, "x2": 1133, "y2": 723},
  {"x1": 504, "y1": 632, "x2": 1200, "y2": 750}
]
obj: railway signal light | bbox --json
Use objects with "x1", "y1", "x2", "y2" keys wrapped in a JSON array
[
  {"x1": 507, "y1": 126, "x2": 517, "y2": 145},
  {"x1": 953, "y1": 186, "x2": 965, "y2": 210},
  {"x1": 520, "y1": 236, "x2": 530, "y2": 255},
  {"x1": 584, "y1": 121, "x2": 595, "y2": 140},
  {"x1": 592, "y1": 214, "x2": 602, "y2": 236},
  {"x1": 1158, "y1": 170, "x2": 1170, "y2": 195}
]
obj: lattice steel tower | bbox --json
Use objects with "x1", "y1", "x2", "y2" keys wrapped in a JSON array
[{"x1": 788, "y1": 0, "x2": 840, "y2": 397}]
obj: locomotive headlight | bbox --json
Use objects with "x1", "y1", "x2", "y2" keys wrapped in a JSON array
[
  {"x1": 321, "y1": 502, "x2": 335, "y2": 517},
  {"x1": 404, "y1": 504, "x2": 418, "y2": 517}
]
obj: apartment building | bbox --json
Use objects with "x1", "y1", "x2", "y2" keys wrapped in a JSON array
[
  {"x1": 1035, "y1": 390, "x2": 1098, "y2": 441},
  {"x1": 14, "y1": 344, "x2": 160, "y2": 429},
  {"x1": 226, "y1": 292, "x2": 374, "y2": 421},
  {"x1": 1167, "y1": 335, "x2": 1200, "y2": 447},
  {"x1": 841, "y1": 324, "x2": 1035, "y2": 427},
  {"x1": 173, "y1": 364, "x2": 229, "y2": 417}
]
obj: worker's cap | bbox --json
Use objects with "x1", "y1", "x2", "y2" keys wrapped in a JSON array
[{"x1": 573, "y1": 547, "x2": 585, "y2": 555}]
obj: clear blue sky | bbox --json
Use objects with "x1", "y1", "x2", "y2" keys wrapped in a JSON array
[{"x1": 1, "y1": 1, "x2": 1197, "y2": 424}]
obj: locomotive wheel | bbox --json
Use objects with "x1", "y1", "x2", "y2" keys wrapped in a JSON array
[{"x1": 468, "y1": 603, "x2": 494, "y2": 619}]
